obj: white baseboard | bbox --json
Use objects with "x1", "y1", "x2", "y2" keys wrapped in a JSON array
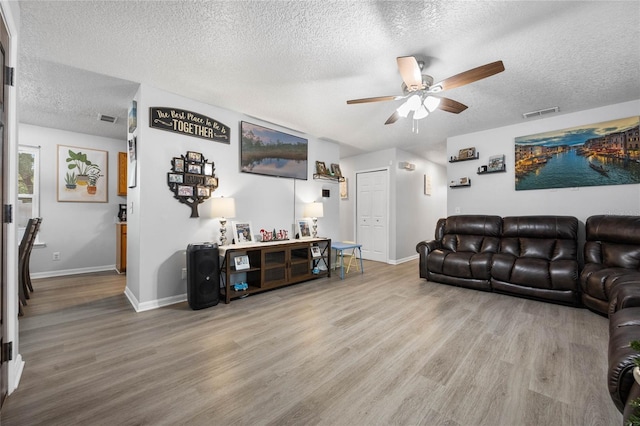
[
  {"x1": 30, "y1": 265, "x2": 116, "y2": 279},
  {"x1": 124, "y1": 286, "x2": 186, "y2": 312},
  {"x1": 8, "y1": 354, "x2": 24, "y2": 395},
  {"x1": 389, "y1": 254, "x2": 418, "y2": 265}
]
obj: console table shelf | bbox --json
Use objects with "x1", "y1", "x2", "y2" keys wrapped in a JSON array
[{"x1": 219, "y1": 238, "x2": 331, "y2": 303}]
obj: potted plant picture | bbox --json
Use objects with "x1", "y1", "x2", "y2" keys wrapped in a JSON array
[
  {"x1": 66, "y1": 149, "x2": 94, "y2": 186},
  {"x1": 64, "y1": 172, "x2": 77, "y2": 189},
  {"x1": 86, "y1": 164, "x2": 102, "y2": 195}
]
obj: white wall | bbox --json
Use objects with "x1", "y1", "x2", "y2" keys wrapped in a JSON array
[
  {"x1": 339, "y1": 147, "x2": 447, "y2": 264},
  {"x1": 447, "y1": 100, "x2": 640, "y2": 222},
  {"x1": 126, "y1": 84, "x2": 340, "y2": 311},
  {"x1": 19, "y1": 125, "x2": 127, "y2": 276}
]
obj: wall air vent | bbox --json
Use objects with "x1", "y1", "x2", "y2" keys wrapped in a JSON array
[
  {"x1": 522, "y1": 107, "x2": 559, "y2": 119},
  {"x1": 98, "y1": 114, "x2": 118, "y2": 124}
]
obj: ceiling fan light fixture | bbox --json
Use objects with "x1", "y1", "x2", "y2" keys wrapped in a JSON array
[
  {"x1": 406, "y1": 94, "x2": 421, "y2": 111},
  {"x1": 413, "y1": 105, "x2": 429, "y2": 120},
  {"x1": 396, "y1": 101, "x2": 412, "y2": 118},
  {"x1": 424, "y1": 96, "x2": 441, "y2": 112}
]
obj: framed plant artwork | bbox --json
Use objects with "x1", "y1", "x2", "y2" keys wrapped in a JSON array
[
  {"x1": 57, "y1": 145, "x2": 108, "y2": 203},
  {"x1": 296, "y1": 218, "x2": 312, "y2": 239},
  {"x1": 231, "y1": 221, "x2": 254, "y2": 244}
]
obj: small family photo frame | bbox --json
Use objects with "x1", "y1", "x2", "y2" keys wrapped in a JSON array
[
  {"x1": 187, "y1": 151, "x2": 203, "y2": 162},
  {"x1": 233, "y1": 255, "x2": 250, "y2": 270},
  {"x1": 311, "y1": 246, "x2": 321, "y2": 258},
  {"x1": 315, "y1": 161, "x2": 328, "y2": 175},
  {"x1": 296, "y1": 219, "x2": 312, "y2": 239},
  {"x1": 330, "y1": 163, "x2": 342, "y2": 177},
  {"x1": 232, "y1": 221, "x2": 254, "y2": 244},
  {"x1": 173, "y1": 157, "x2": 185, "y2": 173}
]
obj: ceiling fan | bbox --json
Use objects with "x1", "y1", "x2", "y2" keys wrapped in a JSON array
[{"x1": 346, "y1": 56, "x2": 505, "y2": 127}]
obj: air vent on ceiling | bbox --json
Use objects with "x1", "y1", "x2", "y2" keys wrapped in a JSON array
[
  {"x1": 522, "y1": 107, "x2": 559, "y2": 119},
  {"x1": 98, "y1": 114, "x2": 118, "y2": 124}
]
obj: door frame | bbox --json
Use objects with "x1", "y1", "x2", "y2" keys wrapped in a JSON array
[
  {"x1": 354, "y1": 167, "x2": 390, "y2": 263},
  {"x1": 0, "y1": 0, "x2": 20, "y2": 401}
]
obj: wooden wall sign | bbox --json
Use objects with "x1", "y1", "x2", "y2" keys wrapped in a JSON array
[{"x1": 149, "y1": 107, "x2": 230, "y2": 144}]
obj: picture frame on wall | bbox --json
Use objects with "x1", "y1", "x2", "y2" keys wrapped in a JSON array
[
  {"x1": 187, "y1": 151, "x2": 203, "y2": 163},
  {"x1": 177, "y1": 185, "x2": 194, "y2": 197},
  {"x1": 340, "y1": 178, "x2": 348, "y2": 199},
  {"x1": 296, "y1": 218, "x2": 312, "y2": 239},
  {"x1": 128, "y1": 136, "x2": 137, "y2": 188},
  {"x1": 57, "y1": 145, "x2": 109, "y2": 203},
  {"x1": 232, "y1": 221, "x2": 254, "y2": 244},
  {"x1": 173, "y1": 157, "x2": 185, "y2": 172}
]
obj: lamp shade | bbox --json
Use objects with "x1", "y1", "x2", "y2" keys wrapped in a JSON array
[
  {"x1": 211, "y1": 197, "x2": 236, "y2": 218},
  {"x1": 304, "y1": 202, "x2": 324, "y2": 218}
]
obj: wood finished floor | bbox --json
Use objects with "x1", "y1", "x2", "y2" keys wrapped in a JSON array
[{"x1": 1, "y1": 260, "x2": 621, "y2": 426}]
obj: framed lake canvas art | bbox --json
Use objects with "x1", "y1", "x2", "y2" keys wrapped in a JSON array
[{"x1": 240, "y1": 121, "x2": 308, "y2": 180}]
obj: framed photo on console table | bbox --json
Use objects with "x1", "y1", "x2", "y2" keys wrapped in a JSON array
[
  {"x1": 296, "y1": 219, "x2": 312, "y2": 239},
  {"x1": 231, "y1": 221, "x2": 254, "y2": 244},
  {"x1": 233, "y1": 255, "x2": 250, "y2": 270}
]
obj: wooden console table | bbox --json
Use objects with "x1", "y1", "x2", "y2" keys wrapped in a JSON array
[{"x1": 219, "y1": 238, "x2": 331, "y2": 303}]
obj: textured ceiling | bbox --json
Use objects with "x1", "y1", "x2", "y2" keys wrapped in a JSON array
[{"x1": 17, "y1": 1, "x2": 640, "y2": 164}]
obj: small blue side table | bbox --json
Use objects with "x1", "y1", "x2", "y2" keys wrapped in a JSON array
[{"x1": 331, "y1": 241, "x2": 364, "y2": 279}]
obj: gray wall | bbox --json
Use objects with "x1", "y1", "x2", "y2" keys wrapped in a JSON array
[
  {"x1": 20, "y1": 124, "x2": 126, "y2": 276},
  {"x1": 126, "y1": 84, "x2": 340, "y2": 310},
  {"x1": 447, "y1": 100, "x2": 640, "y2": 221},
  {"x1": 339, "y1": 148, "x2": 447, "y2": 264}
]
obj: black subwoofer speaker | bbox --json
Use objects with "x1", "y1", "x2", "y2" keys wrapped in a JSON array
[{"x1": 186, "y1": 243, "x2": 220, "y2": 310}]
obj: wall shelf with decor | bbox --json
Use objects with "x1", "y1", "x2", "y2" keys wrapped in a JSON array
[
  {"x1": 449, "y1": 177, "x2": 471, "y2": 188},
  {"x1": 313, "y1": 173, "x2": 345, "y2": 182},
  {"x1": 449, "y1": 153, "x2": 479, "y2": 163},
  {"x1": 477, "y1": 155, "x2": 506, "y2": 174},
  {"x1": 477, "y1": 166, "x2": 506, "y2": 174},
  {"x1": 449, "y1": 147, "x2": 479, "y2": 163},
  {"x1": 449, "y1": 182, "x2": 472, "y2": 188}
]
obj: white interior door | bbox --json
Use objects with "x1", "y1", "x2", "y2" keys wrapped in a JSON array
[{"x1": 356, "y1": 169, "x2": 388, "y2": 262}]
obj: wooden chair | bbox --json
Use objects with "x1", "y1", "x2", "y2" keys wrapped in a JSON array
[{"x1": 18, "y1": 217, "x2": 42, "y2": 313}]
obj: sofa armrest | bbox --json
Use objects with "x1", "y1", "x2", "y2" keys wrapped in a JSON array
[
  {"x1": 609, "y1": 277, "x2": 640, "y2": 315},
  {"x1": 416, "y1": 240, "x2": 442, "y2": 279},
  {"x1": 416, "y1": 240, "x2": 441, "y2": 254}
]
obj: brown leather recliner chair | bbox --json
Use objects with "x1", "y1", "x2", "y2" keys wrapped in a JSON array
[
  {"x1": 581, "y1": 215, "x2": 640, "y2": 315},
  {"x1": 416, "y1": 215, "x2": 502, "y2": 291},
  {"x1": 490, "y1": 216, "x2": 580, "y2": 306}
]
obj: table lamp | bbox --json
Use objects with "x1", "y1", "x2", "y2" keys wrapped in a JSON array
[
  {"x1": 304, "y1": 201, "x2": 324, "y2": 238},
  {"x1": 211, "y1": 197, "x2": 236, "y2": 246}
]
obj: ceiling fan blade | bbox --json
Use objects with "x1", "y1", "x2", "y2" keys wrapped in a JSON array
[
  {"x1": 397, "y1": 56, "x2": 423, "y2": 91},
  {"x1": 438, "y1": 97, "x2": 468, "y2": 114},
  {"x1": 347, "y1": 95, "x2": 403, "y2": 105},
  {"x1": 385, "y1": 111, "x2": 401, "y2": 125},
  {"x1": 431, "y1": 60, "x2": 505, "y2": 92}
]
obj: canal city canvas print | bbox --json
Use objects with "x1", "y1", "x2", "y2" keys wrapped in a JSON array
[
  {"x1": 515, "y1": 116, "x2": 640, "y2": 191},
  {"x1": 240, "y1": 121, "x2": 308, "y2": 180}
]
